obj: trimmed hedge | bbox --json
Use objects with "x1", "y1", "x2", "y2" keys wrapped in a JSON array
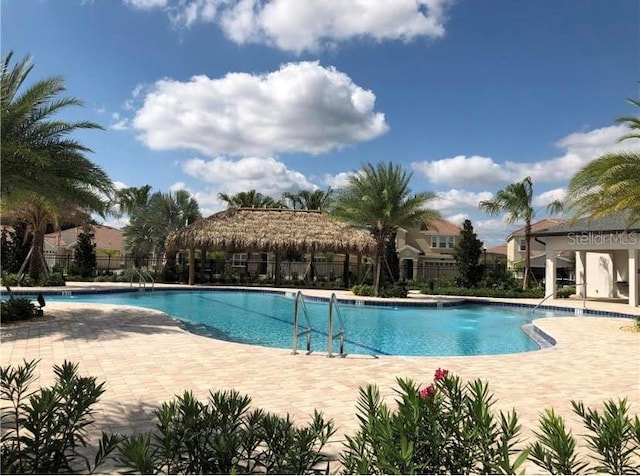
[{"x1": 420, "y1": 286, "x2": 545, "y2": 299}]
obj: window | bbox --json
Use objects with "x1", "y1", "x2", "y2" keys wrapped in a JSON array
[
  {"x1": 231, "y1": 253, "x2": 247, "y2": 267},
  {"x1": 518, "y1": 238, "x2": 526, "y2": 252},
  {"x1": 430, "y1": 235, "x2": 455, "y2": 249}
]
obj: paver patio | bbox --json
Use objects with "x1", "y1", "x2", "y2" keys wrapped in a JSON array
[{"x1": 1, "y1": 284, "x2": 638, "y2": 471}]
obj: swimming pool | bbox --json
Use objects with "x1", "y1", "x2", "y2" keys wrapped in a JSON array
[{"x1": 42, "y1": 289, "x2": 566, "y2": 356}]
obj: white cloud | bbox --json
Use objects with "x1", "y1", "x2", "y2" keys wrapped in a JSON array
[
  {"x1": 181, "y1": 156, "x2": 316, "y2": 197},
  {"x1": 507, "y1": 124, "x2": 640, "y2": 183},
  {"x1": 168, "y1": 0, "x2": 218, "y2": 27},
  {"x1": 323, "y1": 171, "x2": 357, "y2": 189},
  {"x1": 109, "y1": 112, "x2": 130, "y2": 131},
  {"x1": 472, "y1": 218, "x2": 516, "y2": 248},
  {"x1": 124, "y1": 0, "x2": 168, "y2": 10},
  {"x1": 532, "y1": 187, "x2": 566, "y2": 208},
  {"x1": 133, "y1": 61, "x2": 388, "y2": 157},
  {"x1": 444, "y1": 213, "x2": 468, "y2": 227},
  {"x1": 413, "y1": 125, "x2": 640, "y2": 187},
  {"x1": 124, "y1": 0, "x2": 453, "y2": 53},
  {"x1": 432, "y1": 189, "x2": 494, "y2": 213},
  {"x1": 412, "y1": 155, "x2": 510, "y2": 186},
  {"x1": 220, "y1": 0, "x2": 453, "y2": 53}
]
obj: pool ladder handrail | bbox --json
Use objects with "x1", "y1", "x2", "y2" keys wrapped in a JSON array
[
  {"x1": 129, "y1": 267, "x2": 155, "y2": 290},
  {"x1": 327, "y1": 293, "x2": 346, "y2": 358},
  {"x1": 532, "y1": 282, "x2": 586, "y2": 314},
  {"x1": 292, "y1": 291, "x2": 312, "y2": 354}
]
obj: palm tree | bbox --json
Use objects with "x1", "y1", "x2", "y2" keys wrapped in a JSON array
[
  {"x1": 282, "y1": 188, "x2": 334, "y2": 211},
  {"x1": 334, "y1": 162, "x2": 440, "y2": 297},
  {"x1": 217, "y1": 190, "x2": 281, "y2": 208},
  {"x1": 565, "y1": 98, "x2": 640, "y2": 225},
  {"x1": 479, "y1": 177, "x2": 561, "y2": 290},
  {"x1": 113, "y1": 185, "x2": 153, "y2": 218},
  {"x1": 123, "y1": 189, "x2": 201, "y2": 270},
  {"x1": 1, "y1": 52, "x2": 113, "y2": 280}
]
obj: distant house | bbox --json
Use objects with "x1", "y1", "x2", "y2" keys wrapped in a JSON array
[
  {"x1": 396, "y1": 219, "x2": 462, "y2": 281},
  {"x1": 532, "y1": 213, "x2": 640, "y2": 309},
  {"x1": 505, "y1": 218, "x2": 573, "y2": 281},
  {"x1": 44, "y1": 225, "x2": 124, "y2": 269}
]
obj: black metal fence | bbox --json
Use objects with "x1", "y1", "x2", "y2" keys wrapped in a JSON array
[{"x1": 45, "y1": 253, "x2": 508, "y2": 287}]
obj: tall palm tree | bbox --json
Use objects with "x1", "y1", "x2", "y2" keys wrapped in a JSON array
[
  {"x1": 217, "y1": 190, "x2": 280, "y2": 208},
  {"x1": 479, "y1": 176, "x2": 562, "y2": 290},
  {"x1": 282, "y1": 188, "x2": 334, "y2": 211},
  {"x1": 1, "y1": 52, "x2": 113, "y2": 279},
  {"x1": 334, "y1": 162, "x2": 440, "y2": 296},
  {"x1": 565, "y1": 97, "x2": 640, "y2": 225}
]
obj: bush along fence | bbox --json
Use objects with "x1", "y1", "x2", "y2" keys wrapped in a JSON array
[{"x1": 2, "y1": 361, "x2": 638, "y2": 475}]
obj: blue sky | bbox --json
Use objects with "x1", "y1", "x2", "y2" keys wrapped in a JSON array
[{"x1": 3, "y1": 0, "x2": 639, "y2": 246}]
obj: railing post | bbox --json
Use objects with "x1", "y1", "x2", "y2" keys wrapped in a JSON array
[
  {"x1": 327, "y1": 294, "x2": 334, "y2": 357},
  {"x1": 292, "y1": 291, "x2": 300, "y2": 354}
]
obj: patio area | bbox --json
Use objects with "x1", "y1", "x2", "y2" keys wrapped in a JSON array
[{"x1": 1, "y1": 284, "x2": 639, "y2": 468}]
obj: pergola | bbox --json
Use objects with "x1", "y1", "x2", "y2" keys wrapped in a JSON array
[
  {"x1": 533, "y1": 213, "x2": 640, "y2": 309},
  {"x1": 165, "y1": 207, "x2": 376, "y2": 285}
]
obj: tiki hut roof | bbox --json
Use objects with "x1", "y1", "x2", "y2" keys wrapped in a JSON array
[{"x1": 166, "y1": 207, "x2": 376, "y2": 254}]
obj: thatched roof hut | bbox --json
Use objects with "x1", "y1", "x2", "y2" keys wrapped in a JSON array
[
  {"x1": 166, "y1": 207, "x2": 375, "y2": 254},
  {"x1": 166, "y1": 208, "x2": 375, "y2": 285}
]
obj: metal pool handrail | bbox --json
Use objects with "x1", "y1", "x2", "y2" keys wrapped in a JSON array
[
  {"x1": 532, "y1": 282, "x2": 586, "y2": 314},
  {"x1": 327, "y1": 293, "x2": 346, "y2": 357},
  {"x1": 292, "y1": 291, "x2": 312, "y2": 354}
]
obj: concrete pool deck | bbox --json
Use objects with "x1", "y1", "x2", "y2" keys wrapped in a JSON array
[{"x1": 1, "y1": 283, "x2": 639, "y2": 469}]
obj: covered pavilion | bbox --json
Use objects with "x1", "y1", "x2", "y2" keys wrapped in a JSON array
[
  {"x1": 533, "y1": 213, "x2": 639, "y2": 309},
  {"x1": 165, "y1": 207, "x2": 376, "y2": 286}
]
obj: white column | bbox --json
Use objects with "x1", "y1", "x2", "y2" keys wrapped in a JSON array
[
  {"x1": 629, "y1": 248, "x2": 638, "y2": 307},
  {"x1": 545, "y1": 248, "x2": 557, "y2": 298},
  {"x1": 576, "y1": 251, "x2": 587, "y2": 298}
]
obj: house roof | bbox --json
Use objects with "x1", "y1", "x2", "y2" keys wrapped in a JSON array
[
  {"x1": 532, "y1": 212, "x2": 640, "y2": 236},
  {"x1": 507, "y1": 218, "x2": 566, "y2": 240},
  {"x1": 44, "y1": 225, "x2": 123, "y2": 251},
  {"x1": 422, "y1": 218, "x2": 461, "y2": 235},
  {"x1": 486, "y1": 244, "x2": 507, "y2": 256}
]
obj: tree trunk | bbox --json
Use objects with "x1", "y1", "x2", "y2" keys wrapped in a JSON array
[
  {"x1": 373, "y1": 238, "x2": 385, "y2": 297},
  {"x1": 523, "y1": 223, "x2": 532, "y2": 291},
  {"x1": 29, "y1": 227, "x2": 45, "y2": 281}
]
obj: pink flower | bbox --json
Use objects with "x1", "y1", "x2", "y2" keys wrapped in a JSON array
[
  {"x1": 434, "y1": 368, "x2": 449, "y2": 381},
  {"x1": 419, "y1": 384, "x2": 436, "y2": 399}
]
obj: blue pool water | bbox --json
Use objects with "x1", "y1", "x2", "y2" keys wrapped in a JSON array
[{"x1": 40, "y1": 290, "x2": 565, "y2": 356}]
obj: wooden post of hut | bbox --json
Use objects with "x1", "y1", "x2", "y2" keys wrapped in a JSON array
[
  {"x1": 342, "y1": 252, "x2": 350, "y2": 288},
  {"x1": 356, "y1": 253, "x2": 363, "y2": 282},
  {"x1": 188, "y1": 248, "x2": 196, "y2": 286},
  {"x1": 200, "y1": 248, "x2": 207, "y2": 283},
  {"x1": 274, "y1": 250, "x2": 281, "y2": 287}
]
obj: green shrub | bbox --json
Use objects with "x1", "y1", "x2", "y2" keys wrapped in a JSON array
[
  {"x1": 379, "y1": 283, "x2": 408, "y2": 298},
  {"x1": 1, "y1": 298, "x2": 38, "y2": 322},
  {"x1": 556, "y1": 286, "x2": 575, "y2": 298},
  {"x1": 0, "y1": 360, "x2": 121, "y2": 474},
  {"x1": 530, "y1": 399, "x2": 640, "y2": 474},
  {"x1": 352, "y1": 284, "x2": 375, "y2": 296},
  {"x1": 420, "y1": 286, "x2": 544, "y2": 299},
  {"x1": 116, "y1": 389, "x2": 336, "y2": 474},
  {"x1": 40, "y1": 272, "x2": 65, "y2": 287},
  {"x1": 0, "y1": 273, "x2": 35, "y2": 287},
  {"x1": 341, "y1": 369, "x2": 528, "y2": 474}
]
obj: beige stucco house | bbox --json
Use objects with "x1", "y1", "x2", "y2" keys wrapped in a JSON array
[
  {"x1": 505, "y1": 218, "x2": 573, "y2": 281},
  {"x1": 396, "y1": 219, "x2": 461, "y2": 281}
]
